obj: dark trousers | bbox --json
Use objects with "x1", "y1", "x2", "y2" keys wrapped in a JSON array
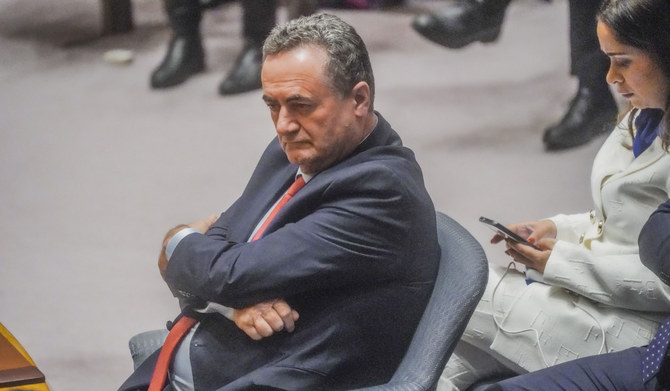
[
  {"x1": 489, "y1": 347, "x2": 661, "y2": 391},
  {"x1": 167, "y1": 0, "x2": 277, "y2": 42},
  {"x1": 568, "y1": 0, "x2": 609, "y2": 90}
]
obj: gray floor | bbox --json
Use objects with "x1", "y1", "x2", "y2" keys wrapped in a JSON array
[{"x1": 0, "y1": 0, "x2": 612, "y2": 389}]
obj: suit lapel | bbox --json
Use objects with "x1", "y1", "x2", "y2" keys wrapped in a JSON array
[
  {"x1": 247, "y1": 166, "x2": 298, "y2": 239},
  {"x1": 225, "y1": 159, "x2": 298, "y2": 243},
  {"x1": 591, "y1": 130, "x2": 666, "y2": 216},
  {"x1": 604, "y1": 137, "x2": 665, "y2": 185},
  {"x1": 590, "y1": 128, "x2": 632, "y2": 212}
]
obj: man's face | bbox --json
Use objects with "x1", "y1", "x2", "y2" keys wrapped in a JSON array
[{"x1": 261, "y1": 45, "x2": 366, "y2": 175}]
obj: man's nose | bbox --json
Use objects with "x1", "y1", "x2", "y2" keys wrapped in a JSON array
[{"x1": 276, "y1": 108, "x2": 299, "y2": 134}]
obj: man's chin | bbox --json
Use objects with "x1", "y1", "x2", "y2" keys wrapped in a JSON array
[
  {"x1": 286, "y1": 154, "x2": 310, "y2": 169},
  {"x1": 289, "y1": 158, "x2": 322, "y2": 175}
]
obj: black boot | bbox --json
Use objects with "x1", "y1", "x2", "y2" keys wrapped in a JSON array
[
  {"x1": 218, "y1": 0, "x2": 276, "y2": 95},
  {"x1": 150, "y1": 0, "x2": 205, "y2": 89},
  {"x1": 412, "y1": 0, "x2": 511, "y2": 49},
  {"x1": 218, "y1": 40, "x2": 263, "y2": 95},
  {"x1": 542, "y1": 86, "x2": 618, "y2": 151}
]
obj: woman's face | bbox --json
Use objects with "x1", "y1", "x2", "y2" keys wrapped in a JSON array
[{"x1": 597, "y1": 21, "x2": 669, "y2": 110}]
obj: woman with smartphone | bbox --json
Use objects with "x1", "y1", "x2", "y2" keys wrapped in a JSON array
[
  {"x1": 439, "y1": 0, "x2": 670, "y2": 389},
  {"x1": 485, "y1": 202, "x2": 670, "y2": 391}
]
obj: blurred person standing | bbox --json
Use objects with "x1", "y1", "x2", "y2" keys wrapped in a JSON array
[
  {"x1": 150, "y1": 0, "x2": 281, "y2": 95},
  {"x1": 413, "y1": 0, "x2": 618, "y2": 150}
]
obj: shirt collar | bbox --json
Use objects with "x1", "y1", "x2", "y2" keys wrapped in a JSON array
[{"x1": 296, "y1": 168, "x2": 313, "y2": 183}]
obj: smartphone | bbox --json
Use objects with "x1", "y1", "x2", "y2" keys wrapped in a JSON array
[{"x1": 479, "y1": 216, "x2": 540, "y2": 250}]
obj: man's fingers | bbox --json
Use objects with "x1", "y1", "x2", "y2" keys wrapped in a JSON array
[
  {"x1": 188, "y1": 214, "x2": 219, "y2": 234},
  {"x1": 272, "y1": 301, "x2": 296, "y2": 332},
  {"x1": 234, "y1": 300, "x2": 299, "y2": 340},
  {"x1": 158, "y1": 251, "x2": 168, "y2": 281},
  {"x1": 254, "y1": 318, "x2": 275, "y2": 338},
  {"x1": 272, "y1": 300, "x2": 292, "y2": 317},
  {"x1": 205, "y1": 214, "x2": 218, "y2": 226},
  {"x1": 260, "y1": 308, "x2": 286, "y2": 332},
  {"x1": 243, "y1": 326, "x2": 263, "y2": 341}
]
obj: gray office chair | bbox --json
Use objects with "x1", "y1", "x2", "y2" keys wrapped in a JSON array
[{"x1": 351, "y1": 211, "x2": 489, "y2": 391}]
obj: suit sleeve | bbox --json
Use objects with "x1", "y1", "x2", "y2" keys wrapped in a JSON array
[
  {"x1": 639, "y1": 199, "x2": 670, "y2": 286},
  {"x1": 165, "y1": 164, "x2": 425, "y2": 309},
  {"x1": 550, "y1": 212, "x2": 591, "y2": 242},
  {"x1": 542, "y1": 240, "x2": 670, "y2": 312}
]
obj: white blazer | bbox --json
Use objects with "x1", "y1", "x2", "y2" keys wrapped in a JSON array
[{"x1": 491, "y1": 112, "x2": 670, "y2": 372}]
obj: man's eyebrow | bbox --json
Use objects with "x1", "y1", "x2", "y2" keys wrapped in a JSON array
[
  {"x1": 262, "y1": 94, "x2": 309, "y2": 104},
  {"x1": 286, "y1": 94, "x2": 309, "y2": 103}
]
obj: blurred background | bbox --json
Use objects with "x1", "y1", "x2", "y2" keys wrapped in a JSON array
[{"x1": 0, "y1": 0, "x2": 609, "y2": 389}]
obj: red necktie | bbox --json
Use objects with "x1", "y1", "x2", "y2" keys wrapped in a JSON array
[
  {"x1": 251, "y1": 175, "x2": 306, "y2": 241},
  {"x1": 148, "y1": 175, "x2": 306, "y2": 391}
]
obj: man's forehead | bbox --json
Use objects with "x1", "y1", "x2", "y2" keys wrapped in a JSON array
[
  {"x1": 264, "y1": 44, "x2": 328, "y2": 70},
  {"x1": 261, "y1": 47, "x2": 334, "y2": 100}
]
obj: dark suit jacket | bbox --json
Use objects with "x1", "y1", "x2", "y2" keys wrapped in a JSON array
[
  {"x1": 120, "y1": 113, "x2": 440, "y2": 391},
  {"x1": 640, "y1": 199, "x2": 670, "y2": 286}
]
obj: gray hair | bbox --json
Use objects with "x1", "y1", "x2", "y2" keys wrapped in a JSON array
[{"x1": 263, "y1": 13, "x2": 375, "y2": 109}]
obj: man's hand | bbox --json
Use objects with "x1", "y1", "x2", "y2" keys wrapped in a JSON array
[
  {"x1": 158, "y1": 214, "x2": 219, "y2": 281},
  {"x1": 233, "y1": 299, "x2": 300, "y2": 341},
  {"x1": 188, "y1": 214, "x2": 219, "y2": 234}
]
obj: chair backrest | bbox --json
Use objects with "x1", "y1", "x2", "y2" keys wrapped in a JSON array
[{"x1": 351, "y1": 211, "x2": 489, "y2": 391}]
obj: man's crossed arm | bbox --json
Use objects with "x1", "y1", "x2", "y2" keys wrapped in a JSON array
[{"x1": 158, "y1": 215, "x2": 300, "y2": 341}]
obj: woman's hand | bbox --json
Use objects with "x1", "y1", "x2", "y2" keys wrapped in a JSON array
[
  {"x1": 504, "y1": 237, "x2": 556, "y2": 273},
  {"x1": 490, "y1": 220, "x2": 557, "y2": 273},
  {"x1": 490, "y1": 220, "x2": 557, "y2": 245}
]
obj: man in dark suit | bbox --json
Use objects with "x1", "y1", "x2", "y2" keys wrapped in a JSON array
[
  {"x1": 120, "y1": 13, "x2": 440, "y2": 391},
  {"x1": 483, "y1": 199, "x2": 670, "y2": 390}
]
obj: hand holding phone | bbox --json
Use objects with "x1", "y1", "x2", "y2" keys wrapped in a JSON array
[{"x1": 479, "y1": 216, "x2": 541, "y2": 250}]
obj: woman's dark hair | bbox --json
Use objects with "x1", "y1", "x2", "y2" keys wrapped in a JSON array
[{"x1": 597, "y1": 0, "x2": 670, "y2": 149}]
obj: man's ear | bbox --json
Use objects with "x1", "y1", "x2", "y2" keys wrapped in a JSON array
[{"x1": 351, "y1": 81, "x2": 371, "y2": 115}]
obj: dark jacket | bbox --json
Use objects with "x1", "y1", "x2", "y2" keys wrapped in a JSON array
[{"x1": 640, "y1": 199, "x2": 670, "y2": 286}]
